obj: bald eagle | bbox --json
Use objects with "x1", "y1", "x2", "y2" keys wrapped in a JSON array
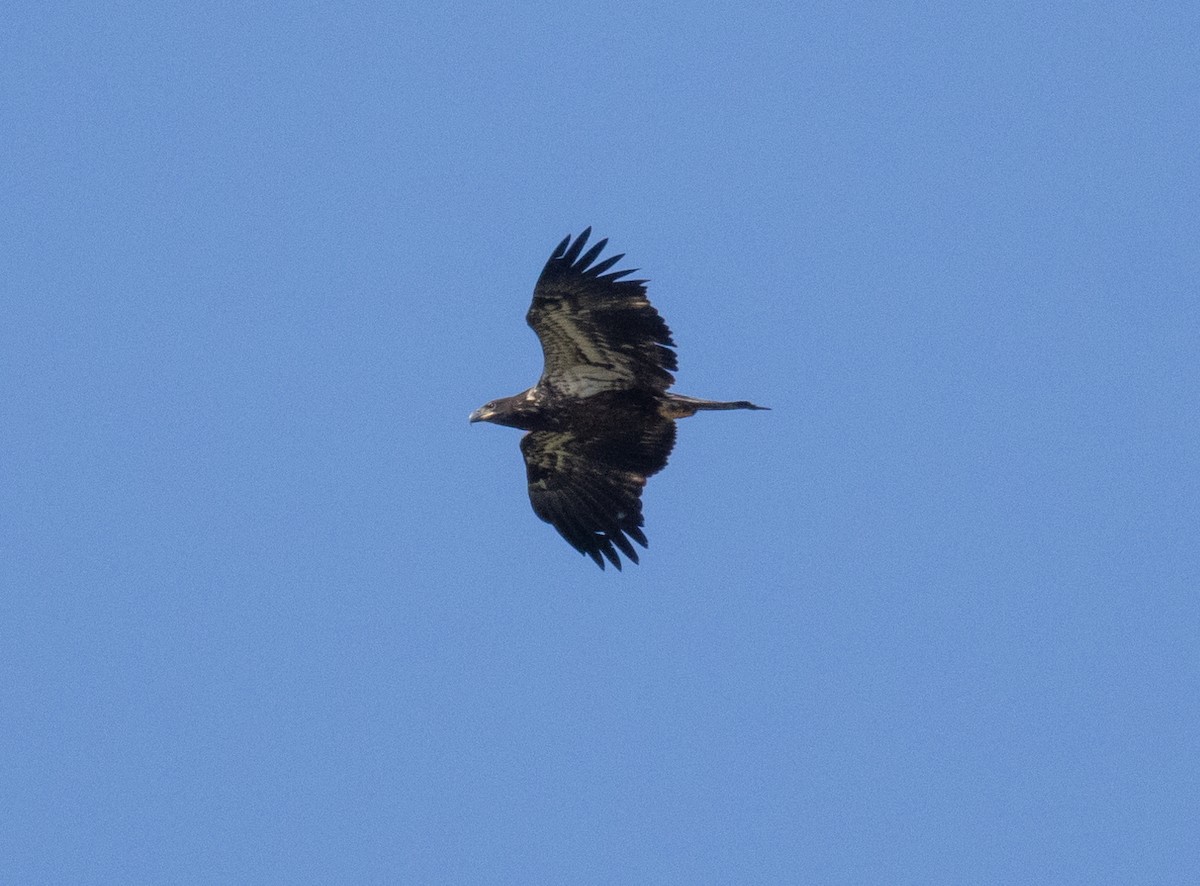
[{"x1": 470, "y1": 229, "x2": 767, "y2": 570}]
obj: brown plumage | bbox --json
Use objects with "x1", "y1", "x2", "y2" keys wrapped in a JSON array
[{"x1": 470, "y1": 229, "x2": 767, "y2": 569}]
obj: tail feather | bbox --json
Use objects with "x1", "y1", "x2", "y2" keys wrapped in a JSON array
[{"x1": 662, "y1": 394, "x2": 770, "y2": 418}]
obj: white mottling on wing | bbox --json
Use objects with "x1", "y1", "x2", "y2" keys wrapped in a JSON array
[{"x1": 564, "y1": 368, "x2": 628, "y2": 397}]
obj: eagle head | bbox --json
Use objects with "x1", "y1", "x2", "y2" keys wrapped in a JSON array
[
  {"x1": 469, "y1": 391, "x2": 543, "y2": 430},
  {"x1": 469, "y1": 401, "x2": 499, "y2": 424}
]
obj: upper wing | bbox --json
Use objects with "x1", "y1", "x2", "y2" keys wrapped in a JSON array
[
  {"x1": 520, "y1": 419, "x2": 676, "y2": 570},
  {"x1": 527, "y1": 229, "x2": 678, "y2": 398}
]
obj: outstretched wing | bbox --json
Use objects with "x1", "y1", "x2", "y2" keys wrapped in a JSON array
[
  {"x1": 527, "y1": 228, "x2": 678, "y2": 398},
  {"x1": 520, "y1": 419, "x2": 676, "y2": 570}
]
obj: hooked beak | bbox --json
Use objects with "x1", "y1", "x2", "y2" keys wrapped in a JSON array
[{"x1": 468, "y1": 407, "x2": 488, "y2": 424}]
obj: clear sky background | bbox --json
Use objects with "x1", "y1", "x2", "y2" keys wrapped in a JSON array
[{"x1": 3, "y1": 2, "x2": 1197, "y2": 883}]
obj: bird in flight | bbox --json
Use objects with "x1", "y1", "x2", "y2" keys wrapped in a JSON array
[{"x1": 470, "y1": 229, "x2": 767, "y2": 570}]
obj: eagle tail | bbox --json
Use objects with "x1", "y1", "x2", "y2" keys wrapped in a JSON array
[{"x1": 662, "y1": 394, "x2": 770, "y2": 419}]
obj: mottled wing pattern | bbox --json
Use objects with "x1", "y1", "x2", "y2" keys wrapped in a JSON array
[
  {"x1": 520, "y1": 420, "x2": 676, "y2": 570},
  {"x1": 527, "y1": 228, "x2": 678, "y2": 398}
]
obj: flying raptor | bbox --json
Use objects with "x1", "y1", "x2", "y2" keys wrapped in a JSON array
[{"x1": 470, "y1": 229, "x2": 767, "y2": 570}]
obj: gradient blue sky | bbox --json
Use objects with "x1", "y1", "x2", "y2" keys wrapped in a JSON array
[{"x1": 4, "y1": 2, "x2": 1197, "y2": 883}]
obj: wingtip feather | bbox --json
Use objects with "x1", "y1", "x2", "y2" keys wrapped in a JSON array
[{"x1": 561, "y1": 229, "x2": 590, "y2": 265}]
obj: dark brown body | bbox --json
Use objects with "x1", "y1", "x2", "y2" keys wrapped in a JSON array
[{"x1": 471, "y1": 388, "x2": 765, "y2": 432}]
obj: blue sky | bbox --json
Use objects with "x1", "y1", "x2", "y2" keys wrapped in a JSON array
[{"x1": 3, "y1": 2, "x2": 1197, "y2": 882}]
